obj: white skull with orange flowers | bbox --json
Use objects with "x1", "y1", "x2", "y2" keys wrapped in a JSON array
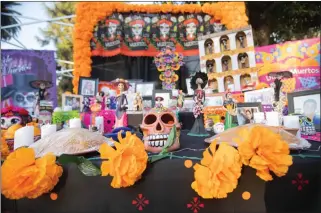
[{"x1": 140, "y1": 108, "x2": 180, "y2": 153}]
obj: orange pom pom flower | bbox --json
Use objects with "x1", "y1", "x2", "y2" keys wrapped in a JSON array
[
  {"x1": 99, "y1": 132, "x2": 148, "y2": 188},
  {"x1": 236, "y1": 126, "x2": 293, "y2": 181},
  {"x1": 1, "y1": 148, "x2": 63, "y2": 199},
  {"x1": 191, "y1": 141, "x2": 242, "y2": 199}
]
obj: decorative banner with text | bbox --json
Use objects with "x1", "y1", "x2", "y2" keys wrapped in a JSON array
[
  {"x1": 90, "y1": 13, "x2": 226, "y2": 57},
  {"x1": 256, "y1": 38, "x2": 320, "y2": 91},
  {"x1": 1, "y1": 50, "x2": 57, "y2": 115}
]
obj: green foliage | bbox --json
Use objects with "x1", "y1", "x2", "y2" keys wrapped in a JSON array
[
  {"x1": 247, "y1": 2, "x2": 321, "y2": 45},
  {"x1": 36, "y1": 2, "x2": 76, "y2": 105},
  {"x1": 1, "y1": 2, "x2": 21, "y2": 41}
]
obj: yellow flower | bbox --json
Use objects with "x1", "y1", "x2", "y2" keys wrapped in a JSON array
[
  {"x1": 99, "y1": 132, "x2": 148, "y2": 188},
  {"x1": 237, "y1": 126, "x2": 293, "y2": 181},
  {"x1": 1, "y1": 148, "x2": 63, "y2": 199},
  {"x1": 1, "y1": 137, "x2": 9, "y2": 160},
  {"x1": 191, "y1": 141, "x2": 242, "y2": 199}
]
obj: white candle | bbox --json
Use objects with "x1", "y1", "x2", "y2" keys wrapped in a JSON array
[
  {"x1": 283, "y1": 115, "x2": 300, "y2": 129},
  {"x1": 69, "y1": 118, "x2": 82, "y2": 128},
  {"x1": 253, "y1": 112, "x2": 265, "y2": 124},
  {"x1": 63, "y1": 106, "x2": 72, "y2": 111},
  {"x1": 266, "y1": 112, "x2": 280, "y2": 126},
  {"x1": 14, "y1": 126, "x2": 34, "y2": 150},
  {"x1": 41, "y1": 124, "x2": 57, "y2": 138},
  {"x1": 95, "y1": 116, "x2": 104, "y2": 132}
]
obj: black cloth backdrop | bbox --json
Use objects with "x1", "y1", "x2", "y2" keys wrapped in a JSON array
[{"x1": 90, "y1": 55, "x2": 190, "y2": 93}]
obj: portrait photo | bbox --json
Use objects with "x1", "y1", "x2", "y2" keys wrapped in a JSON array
[
  {"x1": 153, "y1": 90, "x2": 172, "y2": 108},
  {"x1": 288, "y1": 89, "x2": 320, "y2": 131},
  {"x1": 244, "y1": 88, "x2": 274, "y2": 105},
  {"x1": 62, "y1": 94, "x2": 83, "y2": 112},
  {"x1": 236, "y1": 103, "x2": 262, "y2": 126},
  {"x1": 79, "y1": 77, "x2": 98, "y2": 97},
  {"x1": 136, "y1": 82, "x2": 155, "y2": 98}
]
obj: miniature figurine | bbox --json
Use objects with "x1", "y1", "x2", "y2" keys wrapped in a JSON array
[
  {"x1": 238, "y1": 35, "x2": 245, "y2": 48},
  {"x1": 221, "y1": 37, "x2": 229, "y2": 51},
  {"x1": 29, "y1": 80, "x2": 53, "y2": 117},
  {"x1": 238, "y1": 53, "x2": 248, "y2": 69},
  {"x1": 105, "y1": 91, "x2": 111, "y2": 109},
  {"x1": 206, "y1": 60, "x2": 215, "y2": 73},
  {"x1": 223, "y1": 91, "x2": 237, "y2": 130},
  {"x1": 133, "y1": 92, "x2": 143, "y2": 111},
  {"x1": 96, "y1": 91, "x2": 107, "y2": 110},
  {"x1": 225, "y1": 76, "x2": 235, "y2": 92},
  {"x1": 155, "y1": 97, "x2": 164, "y2": 110},
  {"x1": 268, "y1": 71, "x2": 293, "y2": 102},
  {"x1": 205, "y1": 40, "x2": 213, "y2": 55},
  {"x1": 222, "y1": 59, "x2": 229, "y2": 71},
  {"x1": 112, "y1": 78, "x2": 129, "y2": 128},
  {"x1": 188, "y1": 72, "x2": 210, "y2": 137},
  {"x1": 177, "y1": 90, "x2": 185, "y2": 109},
  {"x1": 242, "y1": 75, "x2": 255, "y2": 91},
  {"x1": 90, "y1": 96, "x2": 102, "y2": 112}
]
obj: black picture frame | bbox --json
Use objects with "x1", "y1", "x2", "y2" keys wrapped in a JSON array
[
  {"x1": 135, "y1": 82, "x2": 155, "y2": 98},
  {"x1": 78, "y1": 77, "x2": 99, "y2": 97},
  {"x1": 152, "y1": 89, "x2": 172, "y2": 108},
  {"x1": 236, "y1": 102, "x2": 262, "y2": 126},
  {"x1": 287, "y1": 89, "x2": 320, "y2": 131}
]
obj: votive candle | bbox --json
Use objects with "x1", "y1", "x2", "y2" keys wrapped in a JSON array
[{"x1": 14, "y1": 126, "x2": 34, "y2": 150}]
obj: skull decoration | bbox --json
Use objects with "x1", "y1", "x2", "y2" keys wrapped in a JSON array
[
  {"x1": 1, "y1": 106, "x2": 32, "y2": 130},
  {"x1": 299, "y1": 115, "x2": 316, "y2": 135},
  {"x1": 140, "y1": 108, "x2": 181, "y2": 153}
]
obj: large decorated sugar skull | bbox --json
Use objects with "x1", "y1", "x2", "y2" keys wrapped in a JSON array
[
  {"x1": 140, "y1": 108, "x2": 181, "y2": 153},
  {"x1": 299, "y1": 115, "x2": 316, "y2": 136},
  {"x1": 1, "y1": 106, "x2": 32, "y2": 130}
]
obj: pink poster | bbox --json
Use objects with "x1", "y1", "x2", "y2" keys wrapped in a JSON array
[{"x1": 255, "y1": 38, "x2": 320, "y2": 91}]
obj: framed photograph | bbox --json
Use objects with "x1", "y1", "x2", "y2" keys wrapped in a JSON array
[
  {"x1": 78, "y1": 77, "x2": 98, "y2": 97},
  {"x1": 181, "y1": 97, "x2": 194, "y2": 112},
  {"x1": 127, "y1": 79, "x2": 143, "y2": 94},
  {"x1": 244, "y1": 88, "x2": 274, "y2": 105},
  {"x1": 204, "y1": 93, "x2": 224, "y2": 107},
  {"x1": 153, "y1": 90, "x2": 172, "y2": 108},
  {"x1": 203, "y1": 106, "x2": 227, "y2": 131},
  {"x1": 98, "y1": 81, "x2": 117, "y2": 97},
  {"x1": 185, "y1": 78, "x2": 194, "y2": 95},
  {"x1": 288, "y1": 89, "x2": 320, "y2": 131},
  {"x1": 136, "y1": 82, "x2": 155, "y2": 98},
  {"x1": 236, "y1": 102, "x2": 262, "y2": 126},
  {"x1": 62, "y1": 94, "x2": 83, "y2": 112}
]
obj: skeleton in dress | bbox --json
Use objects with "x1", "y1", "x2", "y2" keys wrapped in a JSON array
[
  {"x1": 188, "y1": 72, "x2": 210, "y2": 137},
  {"x1": 113, "y1": 79, "x2": 129, "y2": 128}
]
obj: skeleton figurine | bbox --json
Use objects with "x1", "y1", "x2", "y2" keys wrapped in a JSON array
[
  {"x1": 82, "y1": 96, "x2": 91, "y2": 113},
  {"x1": 221, "y1": 37, "x2": 229, "y2": 51},
  {"x1": 238, "y1": 35, "x2": 245, "y2": 48},
  {"x1": 238, "y1": 53, "x2": 248, "y2": 69},
  {"x1": 188, "y1": 72, "x2": 209, "y2": 137},
  {"x1": 222, "y1": 59, "x2": 229, "y2": 71}
]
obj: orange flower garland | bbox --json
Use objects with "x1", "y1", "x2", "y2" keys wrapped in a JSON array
[
  {"x1": 99, "y1": 131, "x2": 148, "y2": 188},
  {"x1": 1, "y1": 148, "x2": 63, "y2": 199},
  {"x1": 1, "y1": 137, "x2": 9, "y2": 160},
  {"x1": 236, "y1": 126, "x2": 293, "y2": 181},
  {"x1": 73, "y1": 2, "x2": 249, "y2": 93},
  {"x1": 191, "y1": 141, "x2": 242, "y2": 199}
]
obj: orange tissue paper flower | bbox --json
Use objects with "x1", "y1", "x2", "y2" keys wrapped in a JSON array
[
  {"x1": 1, "y1": 148, "x2": 63, "y2": 199},
  {"x1": 237, "y1": 126, "x2": 293, "y2": 181},
  {"x1": 191, "y1": 141, "x2": 242, "y2": 199},
  {"x1": 99, "y1": 132, "x2": 148, "y2": 188}
]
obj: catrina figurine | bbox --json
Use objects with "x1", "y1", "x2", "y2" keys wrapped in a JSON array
[
  {"x1": 112, "y1": 78, "x2": 129, "y2": 128},
  {"x1": 188, "y1": 72, "x2": 210, "y2": 137}
]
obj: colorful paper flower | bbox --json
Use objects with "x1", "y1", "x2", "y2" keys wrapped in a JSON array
[
  {"x1": 235, "y1": 126, "x2": 293, "y2": 181},
  {"x1": 1, "y1": 148, "x2": 63, "y2": 199},
  {"x1": 1, "y1": 137, "x2": 9, "y2": 160},
  {"x1": 99, "y1": 132, "x2": 148, "y2": 188},
  {"x1": 191, "y1": 141, "x2": 242, "y2": 199},
  {"x1": 164, "y1": 70, "x2": 173, "y2": 78}
]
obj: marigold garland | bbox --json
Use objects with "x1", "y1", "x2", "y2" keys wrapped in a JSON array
[
  {"x1": 99, "y1": 131, "x2": 148, "y2": 188},
  {"x1": 73, "y1": 2, "x2": 249, "y2": 93},
  {"x1": 235, "y1": 126, "x2": 293, "y2": 181},
  {"x1": 1, "y1": 148, "x2": 63, "y2": 199},
  {"x1": 191, "y1": 141, "x2": 242, "y2": 199},
  {"x1": 1, "y1": 137, "x2": 9, "y2": 160}
]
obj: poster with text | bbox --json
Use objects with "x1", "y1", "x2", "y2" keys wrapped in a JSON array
[
  {"x1": 256, "y1": 38, "x2": 320, "y2": 92},
  {"x1": 1, "y1": 50, "x2": 57, "y2": 115}
]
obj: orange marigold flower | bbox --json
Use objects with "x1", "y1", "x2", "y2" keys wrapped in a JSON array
[
  {"x1": 237, "y1": 126, "x2": 293, "y2": 181},
  {"x1": 1, "y1": 148, "x2": 63, "y2": 199},
  {"x1": 191, "y1": 141, "x2": 242, "y2": 199},
  {"x1": 1, "y1": 137, "x2": 9, "y2": 160},
  {"x1": 99, "y1": 132, "x2": 148, "y2": 188}
]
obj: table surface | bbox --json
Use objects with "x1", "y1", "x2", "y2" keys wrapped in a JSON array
[{"x1": 2, "y1": 130, "x2": 321, "y2": 213}]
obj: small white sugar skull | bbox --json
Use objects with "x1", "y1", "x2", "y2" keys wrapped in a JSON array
[{"x1": 213, "y1": 122, "x2": 224, "y2": 134}]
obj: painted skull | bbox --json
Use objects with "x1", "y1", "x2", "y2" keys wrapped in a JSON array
[
  {"x1": 299, "y1": 115, "x2": 316, "y2": 135},
  {"x1": 213, "y1": 122, "x2": 225, "y2": 134},
  {"x1": 140, "y1": 108, "x2": 181, "y2": 153},
  {"x1": 1, "y1": 106, "x2": 31, "y2": 130},
  {"x1": 13, "y1": 92, "x2": 36, "y2": 115}
]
